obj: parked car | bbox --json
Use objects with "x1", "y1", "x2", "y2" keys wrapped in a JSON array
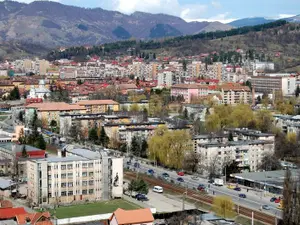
[
  {"x1": 162, "y1": 173, "x2": 169, "y2": 178},
  {"x1": 177, "y1": 177, "x2": 184, "y2": 182},
  {"x1": 234, "y1": 187, "x2": 241, "y2": 191},
  {"x1": 197, "y1": 184, "x2": 206, "y2": 191},
  {"x1": 126, "y1": 161, "x2": 131, "y2": 165},
  {"x1": 208, "y1": 179, "x2": 214, "y2": 184},
  {"x1": 153, "y1": 186, "x2": 164, "y2": 193},
  {"x1": 148, "y1": 169, "x2": 155, "y2": 175},
  {"x1": 239, "y1": 194, "x2": 246, "y2": 198},
  {"x1": 134, "y1": 162, "x2": 140, "y2": 168},
  {"x1": 275, "y1": 198, "x2": 281, "y2": 203},
  {"x1": 191, "y1": 176, "x2": 199, "y2": 180},
  {"x1": 270, "y1": 197, "x2": 277, "y2": 202},
  {"x1": 177, "y1": 171, "x2": 185, "y2": 176},
  {"x1": 262, "y1": 205, "x2": 271, "y2": 210},
  {"x1": 135, "y1": 194, "x2": 148, "y2": 201}
]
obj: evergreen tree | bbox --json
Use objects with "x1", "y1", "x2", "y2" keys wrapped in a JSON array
[
  {"x1": 36, "y1": 134, "x2": 46, "y2": 150},
  {"x1": 130, "y1": 136, "x2": 140, "y2": 156},
  {"x1": 295, "y1": 85, "x2": 300, "y2": 97},
  {"x1": 228, "y1": 132, "x2": 234, "y2": 141},
  {"x1": 21, "y1": 145, "x2": 28, "y2": 158},
  {"x1": 89, "y1": 128, "x2": 98, "y2": 144},
  {"x1": 99, "y1": 127, "x2": 109, "y2": 147},
  {"x1": 153, "y1": 53, "x2": 156, "y2": 59},
  {"x1": 140, "y1": 139, "x2": 148, "y2": 158},
  {"x1": 183, "y1": 108, "x2": 189, "y2": 119}
]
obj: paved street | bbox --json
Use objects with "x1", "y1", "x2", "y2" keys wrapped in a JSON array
[{"x1": 125, "y1": 157, "x2": 282, "y2": 218}]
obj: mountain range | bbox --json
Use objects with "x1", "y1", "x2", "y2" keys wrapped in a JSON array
[{"x1": 0, "y1": 1, "x2": 233, "y2": 48}]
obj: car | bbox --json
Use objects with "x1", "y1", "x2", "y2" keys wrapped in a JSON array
[
  {"x1": 208, "y1": 179, "x2": 214, "y2": 184},
  {"x1": 148, "y1": 169, "x2": 155, "y2": 175},
  {"x1": 239, "y1": 194, "x2": 246, "y2": 198},
  {"x1": 177, "y1": 171, "x2": 185, "y2": 176},
  {"x1": 234, "y1": 187, "x2": 241, "y2": 191},
  {"x1": 153, "y1": 186, "x2": 164, "y2": 193},
  {"x1": 162, "y1": 172, "x2": 169, "y2": 178},
  {"x1": 135, "y1": 194, "x2": 148, "y2": 201},
  {"x1": 126, "y1": 161, "x2": 131, "y2": 165},
  {"x1": 134, "y1": 162, "x2": 140, "y2": 168},
  {"x1": 270, "y1": 197, "x2": 277, "y2": 202},
  {"x1": 262, "y1": 205, "x2": 271, "y2": 210},
  {"x1": 275, "y1": 198, "x2": 281, "y2": 203},
  {"x1": 177, "y1": 177, "x2": 184, "y2": 182},
  {"x1": 197, "y1": 184, "x2": 206, "y2": 191},
  {"x1": 191, "y1": 176, "x2": 199, "y2": 180}
]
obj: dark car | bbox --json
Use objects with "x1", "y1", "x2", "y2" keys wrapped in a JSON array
[
  {"x1": 162, "y1": 172, "x2": 169, "y2": 178},
  {"x1": 208, "y1": 179, "x2": 214, "y2": 184},
  {"x1": 177, "y1": 177, "x2": 184, "y2": 182},
  {"x1": 135, "y1": 194, "x2": 148, "y2": 201},
  {"x1": 197, "y1": 184, "x2": 206, "y2": 191},
  {"x1": 126, "y1": 161, "x2": 131, "y2": 165},
  {"x1": 148, "y1": 169, "x2": 155, "y2": 175},
  {"x1": 234, "y1": 187, "x2": 241, "y2": 191},
  {"x1": 270, "y1": 197, "x2": 277, "y2": 202},
  {"x1": 239, "y1": 194, "x2": 246, "y2": 198},
  {"x1": 134, "y1": 162, "x2": 140, "y2": 168}
]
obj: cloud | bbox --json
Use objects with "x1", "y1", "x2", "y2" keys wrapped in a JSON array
[
  {"x1": 211, "y1": 1, "x2": 221, "y2": 8},
  {"x1": 111, "y1": 0, "x2": 208, "y2": 20},
  {"x1": 185, "y1": 12, "x2": 237, "y2": 24}
]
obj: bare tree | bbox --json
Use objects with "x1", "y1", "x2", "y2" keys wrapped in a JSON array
[
  {"x1": 183, "y1": 151, "x2": 203, "y2": 174},
  {"x1": 258, "y1": 153, "x2": 282, "y2": 171}
]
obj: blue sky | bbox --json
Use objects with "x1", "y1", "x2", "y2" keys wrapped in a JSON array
[{"x1": 17, "y1": 0, "x2": 300, "y2": 23}]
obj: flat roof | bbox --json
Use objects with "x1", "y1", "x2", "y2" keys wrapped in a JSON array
[
  {"x1": 198, "y1": 140, "x2": 272, "y2": 148},
  {"x1": 37, "y1": 155, "x2": 87, "y2": 163},
  {"x1": 0, "y1": 143, "x2": 42, "y2": 152},
  {"x1": 232, "y1": 169, "x2": 300, "y2": 189},
  {"x1": 68, "y1": 148, "x2": 101, "y2": 160}
]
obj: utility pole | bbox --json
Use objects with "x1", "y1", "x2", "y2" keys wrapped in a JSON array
[{"x1": 182, "y1": 185, "x2": 188, "y2": 211}]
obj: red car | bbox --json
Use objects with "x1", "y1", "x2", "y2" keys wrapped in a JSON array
[
  {"x1": 275, "y1": 198, "x2": 281, "y2": 203},
  {"x1": 177, "y1": 171, "x2": 185, "y2": 176}
]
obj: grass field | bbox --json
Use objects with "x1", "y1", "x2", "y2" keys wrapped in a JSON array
[
  {"x1": 0, "y1": 115, "x2": 8, "y2": 121},
  {"x1": 52, "y1": 199, "x2": 141, "y2": 219}
]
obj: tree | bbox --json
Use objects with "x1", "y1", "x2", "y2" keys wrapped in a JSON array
[
  {"x1": 205, "y1": 113, "x2": 221, "y2": 132},
  {"x1": 282, "y1": 169, "x2": 294, "y2": 225},
  {"x1": 35, "y1": 134, "x2": 46, "y2": 150},
  {"x1": 130, "y1": 103, "x2": 140, "y2": 112},
  {"x1": 182, "y1": 60, "x2": 187, "y2": 71},
  {"x1": 18, "y1": 111, "x2": 24, "y2": 122},
  {"x1": 228, "y1": 132, "x2": 233, "y2": 141},
  {"x1": 99, "y1": 127, "x2": 109, "y2": 147},
  {"x1": 142, "y1": 108, "x2": 148, "y2": 121},
  {"x1": 88, "y1": 128, "x2": 98, "y2": 144},
  {"x1": 140, "y1": 139, "x2": 148, "y2": 158},
  {"x1": 21, "y1": 145, "x2": 28, "y2": 158},
  {"x1": 50, "y1": 120, "x2": 57, "y2": 132},
  {"x1": 258, "y1": 153, "x2": 282, "y2": 171},
  {"x1": 77, "y1": 79, "x2": 83, "y2": 85},
  {"x1": 193, "y1": 118, "x2": 205, "y2": 135},
  {"x1": 128, "y1": 179, "x2": 149, "y2": 195},
  {"x1": 255, "y1": 110, "x2": 273, "y2": 133},
  {"x1": 130, "y1": 136, "x2": 140, "y2": 156},
  {"x1": 183, "y1": 108, "x2": 188, "y2": 119},
  {"x1": 223, "y1": 161, "x2": 241, "y2": 180},
  {"x1": 213, "y1": 196, "x2": 234, "y2": 219},
  {"x1": 149, "y1": 95, "x2": 163, "y2": 117},
  {"x1": 295, "y1": 85, "x2": 300, "y2": 98},
  {"x1": 9, "y1": 87, "x2": 20, "y2": 100},
  {"x1": 136, "y1": 77, "x2": 140, "y2": 87},
  {"x1": 183, "y1": 151, "x2": 202, "y2": 173},
  {"x1": 18, "y1": 128, "x2": 26, "y2": 144}
]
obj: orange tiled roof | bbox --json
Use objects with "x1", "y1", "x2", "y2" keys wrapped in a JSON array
[
  {"x1": 26, "y1": 102, "x2": 85, "y2": 111},
  {"x1": 172, "y1": 84, "x2": 209, "y2": 89},
  {"x1": 16, "y1": 212, "x2": 52, "y2": 225},
  {"x1": 0, "y1": 207, "x2": 27, "y2": 219},
  {"x1": 77, "y1": 100, "x2": 119, "y2": 105},
  {"x1": 110, "y1": 208, "x2": 154, "y2": 225}
]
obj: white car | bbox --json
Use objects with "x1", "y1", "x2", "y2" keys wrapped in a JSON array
[{"x1": 153, "y1": 186, "x2": 163, "y2": 193}]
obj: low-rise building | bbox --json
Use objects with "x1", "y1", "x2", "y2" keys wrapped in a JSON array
[
  {"x1": 218, "y1": 84, "x2": 251, "y2": 105},
  {"x1": 27, "y1": 146, "x2": 123, "y2": 206},
  {"x1": 109, "y1": 208, "x2": 154, "y2": 225},
  {"x1": 77, "y1": 100, "x2": 119, "y2": 114}
]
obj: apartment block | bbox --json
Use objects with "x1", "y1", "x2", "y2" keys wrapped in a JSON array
[
  {"x1": 77, "y1": 100, "x2": 119, "y2": 114},
  {"x1": 218, "y1": 84, "x2": 251, "y2": 105},
  {"x1": 27, "y1": 147, "x2": 123, "y2": 206}
]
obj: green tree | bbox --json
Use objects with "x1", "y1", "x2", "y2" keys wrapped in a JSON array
[
  {"x1": 149, "y1": 95, "x2": 163, "y2": 117},
  {"x1": 21, "y1": 145, "x2": 28, "y2": 158},
  {"x1": 228, "y1": 132, "x2": 233, "y2": 141},
  {"x1": 130, "y1": 103, "x2": 140, "y2": 112},
  {"x1": 128, "y1": 179, "x2": 149, "y2": 195},
  {"x1": 89, "y1": 128, "x2": 98, "y2": 144},
  {"x1": 213, "y1": 196, "x2": 234, "y2": 218},
  {"x1": 36, "y1": 134, "x2": 46, "y2": 150},
  {"x1": 50, "y1": 120, "x2": 57, "y2": 132},
  {"x1": 130, "y1": 136, "x2": 140, "y2": 156},
  {"x1": 9, "y1": 87, "x2": 20, "y2": 100},
  {"x1": 99, "y1": 126, "x2": 109, "y2": 147},
  {"x1": 140, "y1": 139, "x2": 148, "y2": 158},
  {"x1": 295, "y1": 85, "x2": 300, "y2": 97},
  {"x1": 183, "y1": 108, "x2": 188, "y2": 119},
  {"x1": 182, "y1": 60, "x2": 187, "y2": 71}
]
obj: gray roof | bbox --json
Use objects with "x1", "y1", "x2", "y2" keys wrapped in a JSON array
[
  {"x1": 232, "y1": 169, "x2": 300, "y2": 189},
  {"x1": 0, "y1": 143, "x2": 42, "y2": 152},
  {"x1": 68, "y1": 148, "x2": 101, "y2": 160},
  {"x1": 0, "y1": 178, "x2": 14, "y2": 189},
  {"x1": 198, "y1": 140, "x2": 273, "y2": 148},
  {"x1": 38, "y1": 155, "x2": 87, "y2": 163}
]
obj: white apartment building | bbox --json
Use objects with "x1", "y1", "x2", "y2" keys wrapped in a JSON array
[
  {"x1": 219, "y1": 85, "x2": 251, "y2": 105},
  {"x1": 27, "y1": 147, "x2": 123, "y2": 206},
  {"x1": 157, "y1": 70, "x2": 175, "y2": 87}
]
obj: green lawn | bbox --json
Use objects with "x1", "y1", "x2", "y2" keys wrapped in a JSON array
[
  {"x1": 52, "y1": 199, "x2": 141, "y2": 219},
  {"x1": 0, "y1": 115, "x2": 8, "y2": 121}
]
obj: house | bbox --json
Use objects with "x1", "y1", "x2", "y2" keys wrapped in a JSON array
[
  {"x1": 0, "y1": 207, "x2": 26, "y2": 220},
  {"x1": 0, "y1": 200, "x2": 13, "y2": 208},
  {"x1": 16, "y1": 212, "x2": 53, "y2": 225},
  {"x1": 109, "y1": 208, "x2": 154, "y2": 225},
  {"x1": 77, "y1": 100, "x2": 119, "y2": 113}
]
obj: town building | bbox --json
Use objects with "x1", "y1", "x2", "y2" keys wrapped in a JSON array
[
  {"x1": 27, "y1": 80, "x2": 51, "y2": 99},
  {"x1": 251, "y1": 75, "x2": 296, "y2": 96},
  {"x1": 109, "y1": 208, "x2": 154, "y2": 225},
  {"x1": 27, "y1": 146, "x2": 123, "y2": 206},
  {"x1": 171, "y1": 84, "x2": 210, "y2": 103},
  {"x1": 273, "y1": 114, "x2": 300, "y2": 134},
  {"x1": 157, "y1": 70, "x2": 175, "y2": 87},
  {"x1": 218, "y1": 84, "x2": 251, "y2": 105},
  {"x1": 77, "y1": 100, "x2": 119, "y2": 114}
]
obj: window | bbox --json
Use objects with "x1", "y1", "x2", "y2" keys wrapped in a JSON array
[
  {"x1": 47, "y1": 166, "x2": 51, "y2": 171},
  {"x1": 68, "y1": 191, "x2": 73, "y2": 196},
  {"x1": 89, "y1": 189, "x2": 94, "y2": 194},
  {"x1": 67, "y1": 164, "x2": 73, "y2": 169},
  {"x1": 82, "y1": 163, "x2": 88, "y2": 168},
  {"x1": 67, "y1": 173, "x2": 73, "y2": 178},
  {"x1": 89, "y1": 180, "x2": 94, "y2": 186},
  {"x1": 88, "y1": 163, "x2": 93, "y2": 168},
  {"x1": 61, "y1": 165, "x2": 66, "y2": 170},
  {"x1": 82, "y1": 190, "x2": 87, "y2": 195},
  {"x1": 61, "y1": 191, "x2": 67, "y2": 196},
  {"x1": 68, "y1": 182, "x2": 73, "y2": 187},
  {"x1": 82, "y1": 172, "x2": 87, "y2": 177},
  {"x1": 48, "y1": 184, "x2": 52, "y2": 188},
  {"x1": 61, "y1": 174, "x2": 66, "y2": 179},
  {"x1": 48, "y1": 193, "x2": 52, "y2": 198},
  {"x1": 82, "y1": 181, "x2": 88, "y2": 186},
  {"x1": 48, "y1": 175, "x2": 51, "y2": 180},
  {"x1": 89, "y1": 172, "x2": 94, "y2": 177},
  {"x1": 61, "y1": 183, "x2": 66, "y2": 188}
]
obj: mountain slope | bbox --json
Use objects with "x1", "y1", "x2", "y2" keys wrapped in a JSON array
[
  {"x1": 228, "y1": 17, "x2": 275, "y2": 27},
  {"x1": 285, "y1": 15, "x2": 300, "y2": 23},
  {"x1": 0, "y1": 1, "x2": 232, "y2": 47}
]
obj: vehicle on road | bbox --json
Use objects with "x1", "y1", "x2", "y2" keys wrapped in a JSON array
[
  {"x1": 197, "y1": 184, "x2": 206, "y2": 191},
  {"x1": 148, "y1": 169, "x2": 155, "y2": 175},
  {"x1": 270, "y1": 197, "x2": 277, "y2": 202},
  {"x1": 162, "y1": 172, "x2": 169, "y2": 178},
  {"x1": 275, "y1": 198, "x2": 281, "y2": 203},
  {"x1": 191, "y1": 176, "x2": 199, "y2": 180},
  {"x1": 262, "y1": 205, "x2": 271, "y2": 210},
  {"x1": 135, "y1": 193, "x2": 148, "y2": 201},
  {"x1": 126, "y1": 161, "x2": 131, "y2": 165},
  {"x1": 134, "y1": 162, "x2": 140, "y2": 168},
  {"x1": 213, "y1": 178, "x2": 224, "y2": 186},
  {"x1": 234, "y1": 187, "x2": 241, "y2": 191},
  {"x1": 177, "y1": 177, "x2": 184, "y2": 182},
  {"x1": 177, "y1": 171, "x2": 185, "y2": 176},
  {"x1": 153, "y1": 186, "x2": 164, "y2": 193},
  {"x1": 208, "y1": 179, "x2": 214, "y2": 184},
  {"x1": 239, "y1": 194, "x2": 246, "y2": 198}
]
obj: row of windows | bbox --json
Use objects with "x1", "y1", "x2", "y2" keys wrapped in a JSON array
[
  {"x1": 48, "y1": 189, "x2": 96, "y2": 197},
  {"x1": 49, "y1": 180, "x2": 97, "y2": 188},
  {"x1": 48, "y1": 171, "x2": 98, "y2": 179}
]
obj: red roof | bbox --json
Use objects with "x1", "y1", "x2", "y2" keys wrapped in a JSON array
[
  {"x1": 16, "y1": 150, "x2": 46, "y2": 158},
  {"x1": 0, "y1": 207, "x2": 27, "y2": 219}
]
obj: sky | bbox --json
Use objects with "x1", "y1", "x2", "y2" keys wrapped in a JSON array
[{"x1": 9, "y1": 0, "x2": 300, "y2": 23}]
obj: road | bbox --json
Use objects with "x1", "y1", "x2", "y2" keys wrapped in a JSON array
[{"x1": 125, "y1": 158, "x2": 282, "y2": 219}]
